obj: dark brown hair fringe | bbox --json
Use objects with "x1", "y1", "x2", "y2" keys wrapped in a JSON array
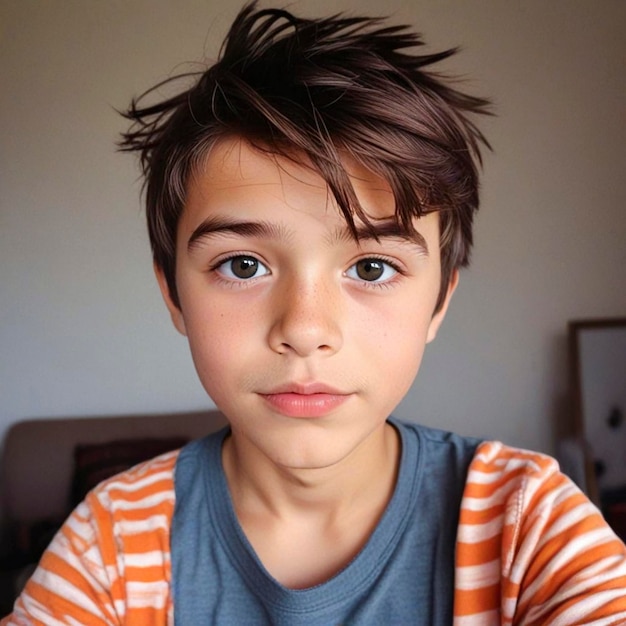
[{"x1": 120, "y1": 1, "x2": 491, "y2": 311}]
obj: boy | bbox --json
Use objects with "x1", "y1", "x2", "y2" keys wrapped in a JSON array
[{"x1": 5, "y1": 2, "x2": 626, "y2": 624}]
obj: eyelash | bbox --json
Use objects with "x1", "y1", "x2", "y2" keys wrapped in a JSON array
[
  {"x1": 345, "y1": 256, "x2": 405, "y2": 288},
  {"x1": 209, "y1": 253, "x2": 271, "y2": 286}
]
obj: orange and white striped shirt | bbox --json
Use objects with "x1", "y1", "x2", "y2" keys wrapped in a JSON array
[{"x1": 4, "y1": 441, "x2": 626, "y2": 625}]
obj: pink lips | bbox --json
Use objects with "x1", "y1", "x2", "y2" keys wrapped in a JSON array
[{"x1": 260, "y1": 383, "x2": 351, "y2": 418}]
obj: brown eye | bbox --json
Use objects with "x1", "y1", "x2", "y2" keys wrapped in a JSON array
[
  {"x1": 355, "y1": 259, "x2": 384, "y2": 281},
  {"x1": 347, "y1": 258, "x2": 397, "y2": 283},
  {"x1": 217, "y1": 255, "x2": 269, "y2": 280},
  {"x1": 231, "y1": 257, "x2": 258, "y2": 278}
]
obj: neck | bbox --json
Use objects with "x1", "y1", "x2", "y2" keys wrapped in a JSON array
[
  {"x1": 221, "y1": 421, "x2": 401, "y2": 588},
  {"x1": 222, "y1": 421, "x2": 400, "y2": 521}
]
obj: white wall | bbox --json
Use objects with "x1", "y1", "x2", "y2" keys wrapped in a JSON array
[{"x1": 2, "y1": 0, "x2": 625, "y2": 455}]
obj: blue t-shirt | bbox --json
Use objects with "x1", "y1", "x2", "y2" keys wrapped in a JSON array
[{"x1": 172, "y1": 419, "x2": 480, "y2": 625}]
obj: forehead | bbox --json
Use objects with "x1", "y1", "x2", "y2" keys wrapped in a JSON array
[{"x1": 185, "y1": 137, "x2": 397, "y2": 223}]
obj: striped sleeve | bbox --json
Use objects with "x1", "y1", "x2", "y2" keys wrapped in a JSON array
[
  {"x1": 2, "y1": 450, "x2": 178, "y2": 626},
  {"x1": 454, "y1": 441, "x2": 626, "y2": 625}
]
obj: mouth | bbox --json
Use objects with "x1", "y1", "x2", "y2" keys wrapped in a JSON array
[{"x1": 259, "y1": 383, "x2": 352, "y2": 418}]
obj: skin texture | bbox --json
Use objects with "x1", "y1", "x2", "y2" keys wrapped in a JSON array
[{"x1": 156, "y1": 137, "x2": 457, "y2": 586}]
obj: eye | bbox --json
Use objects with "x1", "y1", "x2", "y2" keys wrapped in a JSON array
[
  {"x1": 346, "y1": 258, "x2": 398, "y2": 283},
  {"x1": 215, "y1": 255, "x2": 270, "y2": 280}
]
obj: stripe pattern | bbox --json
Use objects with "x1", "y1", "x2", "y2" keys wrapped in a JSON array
[
  {"x1": 455, "y1": 442, "x2": 626, "y2": 625},
  {"x1": 4, "y1": 442, "x2": 626, "y2": 625},
  {"x1": 4, "y1": 451, "x2": 177, "y2": 626}
]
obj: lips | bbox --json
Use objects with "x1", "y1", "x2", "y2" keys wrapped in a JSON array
[{"x1": 259, "y1": 383, "x2": 351, "y2": 418}]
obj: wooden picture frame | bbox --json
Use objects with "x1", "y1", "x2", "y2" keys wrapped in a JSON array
[{"x1": 568, "y1": 318, "x2": 626, "y2": 506}]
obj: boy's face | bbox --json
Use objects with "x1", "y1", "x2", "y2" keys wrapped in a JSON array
[{"x1": 157, "y1": 138, "x2": 456, "y2": 471}]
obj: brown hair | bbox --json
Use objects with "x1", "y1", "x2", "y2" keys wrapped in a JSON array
[{"x1": 120, "y1": 1, "x2": 491, "y2": 311}]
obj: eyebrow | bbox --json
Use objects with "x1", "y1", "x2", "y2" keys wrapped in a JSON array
[
  {"x1": 332, "y1": 220, "x2": 429, "y2": 252},
  {"x1": 187, "y1": 216, "x2": 428, "y2": 253},
  {"x1": 187, "y1": 217, "x2": 287, "y2": 251}
]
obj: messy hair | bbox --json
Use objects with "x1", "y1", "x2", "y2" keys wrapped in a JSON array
[{"x1": 120, "y1": 1, "x2": 491, "y2": 311}]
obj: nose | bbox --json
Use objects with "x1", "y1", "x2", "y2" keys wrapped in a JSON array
[{"x1": 268, "y1": 275, "x2": 343, "y2": 357}]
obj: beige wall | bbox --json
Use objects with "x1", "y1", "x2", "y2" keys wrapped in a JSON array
[{"x1": 1, "y1": 0, "x2": 625, "y2": 454}]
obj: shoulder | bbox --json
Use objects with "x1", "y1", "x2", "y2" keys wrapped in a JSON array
[
  {"x1": 73, "y1": 447, "x2": 180, "y2": 565},
  {"x1": 68, "y1": 449, "x2": 180, "y2": 586},
  {"x1": 461, "y1": 440, "x2": 591, "y2": 534},
  {"x1": 81, "y1": 448, "x2": 180, "y2": 552},
  {"x1": 463, "y1": 440, "x2": 562, "y2": 502},
  {"x1": 89, "y1": 447, "x2": 179, "y2": 512},
  {"x1": 456, "y1": 441, "x2": 626, "y2": 623},
  {"x1": 9, "y1": 450, "x2": 181, "y2": 624},
  {"x1": 459, "y1": 440, "x2": 588, "y2": 551},
  {"x1": 469, "y1": 439, "x2": 559, "y2": 476}
]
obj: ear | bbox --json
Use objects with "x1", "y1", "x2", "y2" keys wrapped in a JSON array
[
  {"x1": 426, "y1": 269, "x2": 459, "y2": 344},
  {"x1": 154, "y1": 264, "x2": 187, "y2": 336}
]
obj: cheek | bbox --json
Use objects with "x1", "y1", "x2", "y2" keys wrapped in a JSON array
[
  {"x1": 355, "y1": 303, "x2": 430, "y2": 376},
  {"x1": 179, "y1": 298, "x2": 250, "y2": 382},
  {"x1": 354, "y1": 288, "x2": 435, "y2": 343}
]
